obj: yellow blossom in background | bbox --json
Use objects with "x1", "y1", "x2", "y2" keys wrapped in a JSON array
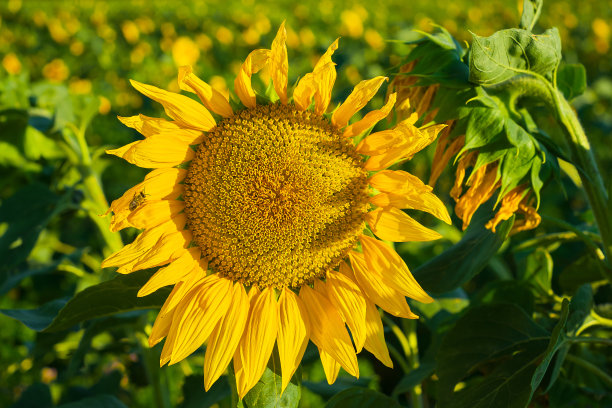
[
  {"x1": 592, "y1": 18, "x2": 610, "y2": 54},
  {"x1": 70, "y1": 40, "x2": 85, "y2": 56},
  {"x1": 98, "y1": 96, "x2": 112, "y2": 115},
  {"x1": 172, "y1": 37, "x2": 200, "y2": 67},
  {"x1": 195, "y1": 34, "x2": 213, "y2": 52},
  {"x1": 122, "y1": 20, "x2": 140, "y2": 44},
  {"x1": 69, "y1": 79, "x2": 92, "y2": 94},
  {"x1": 2, "y1": 53, "x2": 22, "y2": 74},
  {"x1": 42, "y1": 59, "x2": 69, "y2": 82},
  {"x1": 103, "y1": 24, "x2": 448, "y2": 399},
  {"x1": 365, "y1": 29, "x2": 385, "y2": 51},
  {"x1": 216, "y1": 26, "x2": 234, "y2": 45},
  {"x1": 341, "y1": 9, "x2": 364, "y2": 38}
]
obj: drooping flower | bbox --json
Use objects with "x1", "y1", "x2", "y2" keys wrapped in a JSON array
[
  {"x1": 390, "y1": 61, "x2": 541, "y2": 234},
  {"x1": 103, "y1": 24, "x2": 449, "y2": 398}
]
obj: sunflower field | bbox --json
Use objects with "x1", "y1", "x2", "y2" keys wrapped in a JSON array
[{"x1": 1, "y1": 0, "x2": 612, "y2": 407}]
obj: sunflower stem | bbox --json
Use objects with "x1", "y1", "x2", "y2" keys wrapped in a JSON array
[
  {"x1": 567, "y1": 336, "x2": 612, "y2": 347},
  {"x1": 402, "y1": 319, "x2": 424, "y2": 408},
  {"x1": 564, "y1": 353, "x2": 612, "y2": 389}
]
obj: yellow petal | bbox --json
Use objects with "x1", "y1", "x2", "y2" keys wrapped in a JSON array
[
  {"x1": 101, "y1": 215, "x2": 186, "y2": 271},
  {"x1": 204, "y1": 283, "x2": 250, "y2": 391},
  {"x1": 107, "y1": 168, "x2": 186, "y2": 232},
  {"x1": 234, "y1": 49, "x2": 271, "y2": 108},
  {"x1": 138, "y1": 247, "x2": 201, "y2": 297},
  {"x1": 129, "y1": 79, "x2": 215, "y2": 131},
  {"x1": 165, "y1": 274, "x2": 232, "y2": 365},
  {"x1": 107, "y1": 134, "x2": 195, "y2": 169},
  {"x1": 366, "y1": 207, "x2": 442, "y2": 242},
  {"x1": 363, "y1": 300, "x2": 393, "y2": 367},
  {"x1": 277, "y1": 288, "x2": 310, "y2": 392},
  {"x1": 343, "y1": 93, "x2": 396, "y2": 138},
  {"x1": 149, "y1": 299, "x2": 176, "y2": 348},
  {"x1": 346, "y1": 253, "x2": 419, "y2": 319},
  {"x1": 368, "y1": 170, "x2": 431, "y2": 196},
  {"x1": 293, "y1": 38, "x2": 339, "y2": 113},
  {"x1": 131, "y1": 229, "x2": 192, "y2": 271},
  {"x1": 271, "y1": 22, "x2": 288, "y2": 105},
  {"x1": 360, "y1": 235, "x2": 433, "y2": 303},
  {"x1": 355, "y1": 129, "x2": 402, "y2": 155},
  {"x1": 370, "y1": 191, "x2": 452, "y2": 225},
  {"x1": 319, "y1": 349, "x2": 341, "y2": 384},
  {"x1": 233, "y1": 288, "x2": 278, "y2": 399},
  {"x1": 118, "y1": 114, "x2": 204, "y2": 144},
  {"x1": 178, "y1": 65, "x2": 233, "y2": 118},
  {"x1": 127, "y1": 199, "x2": 184, "y2": 230},
  {"x1": 299, "y1": 285, "x2": 358, "y2": 377},
  {"x1": 331, "y1": 76, "x2": 388, "y2": 129},
  {"x1": 162, "y1": 263, "x2": 208, "y2": 313},
  {"x1": 318, "y1": 273, "x2": 367, "y2": 352}
]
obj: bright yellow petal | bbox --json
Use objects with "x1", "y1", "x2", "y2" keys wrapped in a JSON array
[
  {"x1": 345, "y1": 254, "x2": 419, "y2": 319},
  {"x1": 118, "y1": 114, "x2": 204, "y2": 144},
  {"x1": 355, "y1": 129, "x2": 402, "y2": 156},
  {"x1": 366, "y1": 207, "x2": 442, "y2": 242},
  {"x1": 234, "y1": 49, "x2": 271, "y2": 108},
  {"x1": 331, "y1": 76, "x2": 388, "y2": 129},
  {"x1": 368, "y1": 170, "x2": 431, "y2": 196},
  {"x1": 107, "y1": 168, "x2": 186, "y2": 232},
  {"x1": 106, "y1": 134, "x2": 195, "y2": 169},
  {"x1": 319, "y1": 349, "x2": 341, "y2": 384},
  {"x1": 165, "y1": 274, "x2": 232, "y2": 365},
  {"x1": 277, "y1": 288, "x2": 310, "y2": 392},
  {"x1": 294, "y1": 38, "x2": 339, "y2": 113},
  {"x1": 127, "y1": 199, "x2": 184, "y2": 230},
  {"x1": 343, "y1": 93, "x2": 396, "y2": 138},
  {"x1": 162, "y1": 263, "x2": 208, "y2": 313},
  {"x1": 129, "y1": 79, "x2": 215, "y2": 131},
  {"x1": 233, "y1": 288, "x2": 278, "y2": 399},
  {"x1": 370, "y1": 191, "x2": 452, "y2": 225},
  {"x1": 299, "y1": 285, "x2": 358, "y2": 377},
  {"x1": 271, "y1": 22, "x2": 288, "y2": 105},
  {"x1": 131, "y1": 229, "x2": 192, "y2": 271},
  {"x1": 101, "y1": 215, "x2": 186, "y2": 271},
  {"x1": 363, "y1": 300, "x2": 393, "y2": 367},
  {"x1": 178, "y1": 65, "x2": 233, "y2": 118},
  {"x1": 317, "y1": 273, "x2": 367, "y2": 352},
  {"x1": 360, "y1": 235, "x2": 433, "y2": 303},
  {"x1": 204, "y1": 283, "x2": 250, "y2": 391},
  {"x1": 314, "y1": 38, "x2": 340, "y2": 70},
  {"x1": 138, "y1": 247, "x2": 201, "y2": 297}
]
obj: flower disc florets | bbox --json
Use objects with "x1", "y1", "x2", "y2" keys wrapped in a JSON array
[{"x1": 184, "y1": 103, "x2": 369, "y2": 289}]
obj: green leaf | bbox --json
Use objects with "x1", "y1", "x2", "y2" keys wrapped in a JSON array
[
  {"x1": 520, "y1": 248, "x2": 553, "y2": 296},
  {"x1": 566, "y1": 284, "x2": 593, "y2": 335},
  {"x1": 530, "y1": 300, "x2": 570, "y2": 400},
  {"x1": 436, "y1": 303, "x2": 549, "y2": 406},
  {"x1": 179, "y1": 375, "x2": 230, "y2": 408},
  {"x1": 413, "y1": 207, "x2": 514, "y2": 294},
  {"x1": 324, "y1": 387, "x2": 401, "y2": 408},
  {"x1": 243, "y1": 355, "x2": 301, "y2": 408},
  {"x1": 56, "y1": 395, "x2": 128, "y2": 408},
  {"x1": 0, "y1": 298, "x2": 68, "y2": 331},
  {"x1": 461, "y1": 106, "x2": 505, "y2": 152},
  {"x1": 474, "y1": 280, "x2": 535, "y2": 315},
  {"x1": 519, "y1": 0, "x2": 543, "y2": 32},
  {"x1": 559, "y1": 254, "x2": 606, "y2": 293},
  {"x1": 556, "y1": 63, "x2": 587, "y2": 100},
  {"x1": 23, "y1": 126, "x2": 65, "y2": 160},
  {"x1": 0, "y1": 183, "x2": 64, "y2": 269},
  {"x1": 43, "y1": 270, "x2": 170, "y2": 332},
  {"x1": 469, "y1": 28, "x2": 561, "y2": 86},
  {"x1": 10, "y1": 382, "x2": 53, "y2": 408}
]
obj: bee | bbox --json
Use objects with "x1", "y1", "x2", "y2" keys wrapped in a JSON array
[{"x1": 129, "y1": 189, "x2": 149, "y2": 211}]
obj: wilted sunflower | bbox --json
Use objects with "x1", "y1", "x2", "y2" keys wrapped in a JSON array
[{"x1": 103, "y1": 23, "x2": 449, "y2": 398}]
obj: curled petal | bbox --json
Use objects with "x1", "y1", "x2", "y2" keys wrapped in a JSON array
[
  {"x1": 369, "y1": 191, "x2": 452, "y2": 225},
  {"x1": 118, "y1": 114, "x2": 204, "y2": 144},
  {"x1": 234, "y1": 49, "x2": 271, "y2": 108},
  {"x1": 343, "y1": 93, "x2": 396, "y2": 138},
  {"x1": 331, "y1": 76, "x2": 388, "y2": 129},
  {"x1": 366, "y1": 207, "x2": 442, "y2": 242},
  {"x1": 130, "y1": 79, "x2": 215, "y2": 131},
  {"x1": 368, "y1": 170, "x2": 431, "y2": 195},
  {"x1": 178, "y1": 65, "x2": 233, "y2": 118},
  {"x1": 106, "y1": 134, "x2": 195, "y2": 169},
  {"x1": 270, "y1": 22, "x2": 289, "y2": 104}
]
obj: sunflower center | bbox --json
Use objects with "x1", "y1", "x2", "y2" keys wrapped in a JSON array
[{"x1": 184, "y1": 104, "x2": 369, "y2": 289}]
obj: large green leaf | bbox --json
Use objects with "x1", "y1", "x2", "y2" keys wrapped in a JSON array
[
  {"x1": 556, "y1": 63, "x2": 587, "y2": 100},
  {"x1": 1, "y1": 298, "x2": 68, "y2": 331},
  {"x1": 324, "y1": 387, "x2": 401, "y2": 408},
  {"x1": 436, "y1": 303, "x2": 549, "y2": 406},
  {"x1": 469, "y1": 28, "x2": 561, "y2": 86},
  {"x1": 461, "y1": 106, "x2": 505, "y2": 152},
  {"x1": 242, "y1": 355, "x2": 301, "y2": 408},
  {"x1": 413, "y1": 209, "x2": 514, "y2": 294},
  {"x1": 42, "y1": 270, "x2": 170, "y2": 332}
]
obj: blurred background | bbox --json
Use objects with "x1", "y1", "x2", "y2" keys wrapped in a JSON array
[{"x1": 1, "y1": 0, "x2": 610, "y2": 407}]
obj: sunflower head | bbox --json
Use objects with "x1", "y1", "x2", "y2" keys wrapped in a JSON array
[{"x1": 103, "y1": 23, "x2": 449, "y2": 398}]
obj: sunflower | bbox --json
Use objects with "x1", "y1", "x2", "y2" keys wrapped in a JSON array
[{"x1": 103, "y1": 23, "x2": 449, "y2": 398}]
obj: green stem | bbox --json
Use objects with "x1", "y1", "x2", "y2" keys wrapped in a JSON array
[
  {"x1": 136, "y1": 333, "x2": 171, "y2": 408},
  {"x1": 387, "y1": 344, "x2": 411, "y2": 374},
  {"x1": 565, "y1": 353, "x2": 612, "y2": 388},
  {"x1": 403, "y1": 319, "x2": 424, "y2": 408},
  {"x1": 568, "y1": 336, "x2": 612, "y2": 347},
  {"x1": 551, "y1": 90, "x2": 612, "y2": 270}
]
